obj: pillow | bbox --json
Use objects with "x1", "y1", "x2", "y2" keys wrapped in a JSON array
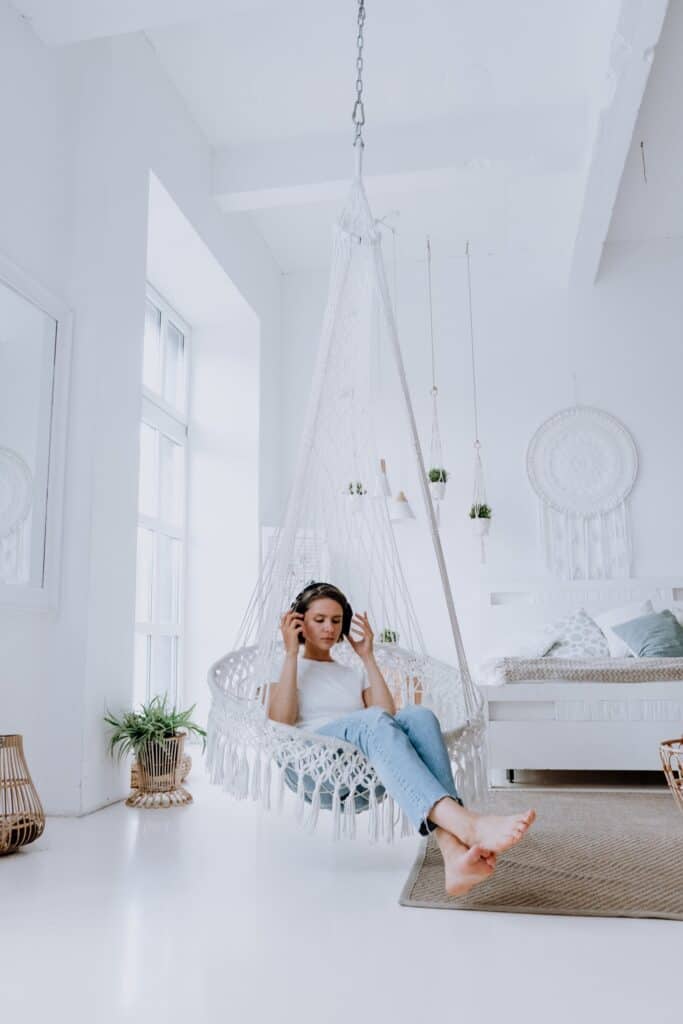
[
  {"x1": 544, "y1": 609, "x2": 609, "y2": 659},
  {"x1": 593, "y1": 600, "x2": 654, "y2": 658},
  {"x1": 613, "y1": 610, "x2": 683, "y2": 658},
  {"x1": 507, "y1": 627, "x2": 562, "y2": 659}
]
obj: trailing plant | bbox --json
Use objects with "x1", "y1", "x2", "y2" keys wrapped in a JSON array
[
  {"x1": 379, "y1": 629, "x2": 399, "y2": 644},
  {"x1": 469, "y1": 503, "x2": 492, "y2": 519},
  {"x1": 347, "y1": 481, "x2": 367, "y2": 495},
  {"x1": 428, "y1": 467, "x2": 448, "y2": 483},
  {"x1": 104, "y1": 695, "x2": 206, "y2": 761}
]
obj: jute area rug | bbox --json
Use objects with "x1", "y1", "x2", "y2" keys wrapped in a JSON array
[{"x1": 400, "y1": 790, "x2": 683, "y2": 919}]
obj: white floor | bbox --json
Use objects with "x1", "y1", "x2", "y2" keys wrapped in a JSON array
[{"x1": 2, "y1": 767, "x2": 679, "y2": 1024}]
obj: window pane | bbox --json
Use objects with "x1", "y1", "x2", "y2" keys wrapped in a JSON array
[
  {"x1": 133, "y1": 634, "x2": 150, "y2": 708},
  {"x1": 157, "y1": 535, "x2": 182, "y2": 624},
  {"x1": 138, "y1": 423, "x2": 158, "y2": 517},
  {"x1": 159, "y1": 434, "x2": 184, "y2": 526},
  {"x1": 135, "y1": 527, "x2": 155, "y2": 622},
  {"x1": 143, "y1": 300, "x2": 162, "y2": 393},
  {"x1": 164, "y1": 321, "x2": 185, "y2": 413},
  {"x1": 152, "y1": 635, "x2": 177, "y2": 702}
]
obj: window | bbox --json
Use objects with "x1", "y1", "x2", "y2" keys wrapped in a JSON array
[{"x1": 134, "y1": 286, "x2": 190, "y2": 707}]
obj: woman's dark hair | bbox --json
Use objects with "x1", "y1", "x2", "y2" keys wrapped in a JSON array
[{"x1": 290, "y1": 581, "x2": 353, "y2": 644}]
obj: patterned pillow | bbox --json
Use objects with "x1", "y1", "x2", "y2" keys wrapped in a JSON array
[{"x1": 545, "y1": 609, "x2": 609, "y2": 659}]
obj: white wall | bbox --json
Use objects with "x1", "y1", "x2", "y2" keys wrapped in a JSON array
[
  {"x1": 277, "y1": 236, "x2": 683, "y2": 664},
  {"x1": 0, "y1": 4, "x2": 280, "y2": 814}
]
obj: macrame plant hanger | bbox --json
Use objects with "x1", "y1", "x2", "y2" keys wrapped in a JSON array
[
  {"x1": 206, "y1": 0, "x2": 487, "y2": 841},
  {"x1": 425, "y1": 239, "x2": 447, "y2": 525},
  {"x1": 465, "y1": 242, "x2": 490, "y2": 564}
]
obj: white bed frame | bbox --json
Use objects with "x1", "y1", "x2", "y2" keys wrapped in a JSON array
[{"x1": 465, "y1": 578, "x2": 683, "y2": 782}]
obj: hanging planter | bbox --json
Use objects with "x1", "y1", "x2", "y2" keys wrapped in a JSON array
[
  {"x1": 423, "y1": 240, "x2": 448, "y2": 518},
  {"x1": 465, "y1": 244, "x2": 491, "y2": 564},
  {"x1": 428, "y1": 467, "x2": 448, "y2": 501},
  {"x1": 347, "y1": 481, "x2": 367, "y2": 509},
  {"x1": 470, "y1": 502, "x2": 492, "y2": 537}
]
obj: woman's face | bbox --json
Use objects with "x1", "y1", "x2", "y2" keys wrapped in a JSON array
[{"x1": 302, "y1": 597, "x2": 344, "y2": 651}]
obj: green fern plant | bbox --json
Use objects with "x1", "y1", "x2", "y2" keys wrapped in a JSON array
[
  {"x1": 428, "y1": 467, "x2": 448, "y2": 483},
  {"x1": 469, "y1": 502, "x2": 492, "y2": 519},
  {"x1": 104, "y1": 695, "x2": 206, "y2": 761}
]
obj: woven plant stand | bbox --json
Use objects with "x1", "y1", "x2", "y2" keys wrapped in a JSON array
[
  {"x1": 127, "y1": 733, "x2": 192, "y2": 809},
  {"x1": 130, "y1": 752, "x2": 191, "y2": 791},
  {"x1": 1, "y1": 735, "x2": 45, "y2": 855},
  {"x1": 660, "y1": 738, "x2": 683, "y2": 815}
]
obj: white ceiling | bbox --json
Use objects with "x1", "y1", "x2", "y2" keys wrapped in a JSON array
[
  {"x1": 12, "y1": 0, "x2": 673, "y2": 278},
  {"x1": 609, "y1": 0, "x2": 683, "y2": 243}
]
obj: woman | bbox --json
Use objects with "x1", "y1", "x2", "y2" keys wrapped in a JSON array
[{"x1": 268, "y1": 581, "x2": 536, "y2": 896}]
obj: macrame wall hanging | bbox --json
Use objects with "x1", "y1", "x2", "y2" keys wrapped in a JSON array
[
  {"x1": 464, "y1": 243, "x2": 491, "y2": 563},
  {"x1": 424, "y1": 239, "x2": 447, "y2": 525},
  {"x1": 0, "y1": 447, "x2": 33, "y2": 585},
  {"x1": 527, "y1": 405, "x2": 638, "y2": 580},
  {"x1": 206, "y1": 0, "x2": 487, "y2": 841}
]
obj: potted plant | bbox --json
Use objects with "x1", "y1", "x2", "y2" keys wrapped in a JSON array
[
  {"x1": 428, "y1": 467, "x2": 448, "y2": 500},
  {"x1": 104, "y1": 695, "x2": 206, "y2": 809},
  {"x1": 469, "y1": 502, "x2": 492, "y2": 537},
  {"x1": 378, "y1": 628, "x2": 399, "y2": 644},
  {"x1": 347, "y1": 480, "x2": 367, "y2": 510}
]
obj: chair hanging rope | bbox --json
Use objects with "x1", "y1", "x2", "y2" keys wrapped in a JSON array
[{"x1": 205, "y1": 0, "x2": 487, "y2": 840}]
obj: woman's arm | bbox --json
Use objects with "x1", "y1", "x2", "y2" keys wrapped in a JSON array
[
  {"x1": 348, "y1": 612, "x2": 396, "y2": 715},
  {"x1": 267, "y1": 611, "x2": 303, "y2": 725}
]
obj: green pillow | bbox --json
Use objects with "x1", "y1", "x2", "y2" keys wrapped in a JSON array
[{"x1": 612, "y1": 610, "x2": 683, "y2": 658}]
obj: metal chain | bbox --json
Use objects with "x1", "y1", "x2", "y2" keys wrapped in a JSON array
[{"x1": 352, "y1": 0, "x2": 366, "y2": 147}]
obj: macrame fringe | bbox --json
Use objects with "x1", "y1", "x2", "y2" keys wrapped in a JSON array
[{"x1": 205, "y1": 713, "x2": 488, "y2": 840}]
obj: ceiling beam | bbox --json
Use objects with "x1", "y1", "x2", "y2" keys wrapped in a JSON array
[
  {"x1": 568, "y1": 0, "x2": 669, "y2": 289},
  {"x1": 212, "y1": 106, "x2": 587, "y2": 212}
]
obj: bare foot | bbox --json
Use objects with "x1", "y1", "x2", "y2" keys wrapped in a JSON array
[
  {"x1": 435, "y1": 829, "x2": 496, "y2": 896},
  {"x1": 461, "y1": 808, "x2": 536, "y2": 854}
]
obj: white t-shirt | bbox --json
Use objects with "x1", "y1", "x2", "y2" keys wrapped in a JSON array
[{"x1": 293, "y1": 656, "x2": 370, "y2": 732}]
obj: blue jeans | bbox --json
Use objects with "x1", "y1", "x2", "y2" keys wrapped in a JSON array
[{"x1": 315, "y1": 706, "x2": 461, "y2": 832}]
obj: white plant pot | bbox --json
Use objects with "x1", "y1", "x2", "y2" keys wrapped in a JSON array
[
  {"x1": 472, "y1": 517, "x2": 491, "y2": 537},
  {"x1": 429, "y1": 481, "x2": 446, "y2": 501}
]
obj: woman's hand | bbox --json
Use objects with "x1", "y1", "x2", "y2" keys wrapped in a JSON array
[
  {"x1": 280, "y1": 610, "x2": 303, "y2": 656},
  {"x1": 347, "y1": 612, "x2": 374, "y2": 663}
]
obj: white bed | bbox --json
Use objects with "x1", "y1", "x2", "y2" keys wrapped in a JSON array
[{"x1": 465, "y1": 578, "x2": 683, "y2": 782}]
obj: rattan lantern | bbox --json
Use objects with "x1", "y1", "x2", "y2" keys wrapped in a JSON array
[
  {"x1": 0, "y1": 735, "x2": 45, "y2": 855},
  {"x1": 659, "y1": 738, "x2": 683, "y2": 815}
]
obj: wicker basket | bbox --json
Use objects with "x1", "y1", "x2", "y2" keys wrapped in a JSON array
[
  {"x1": 1, "y1": 735, "x2": 45, "y2": 855},
  {"x1": 126, "y1": 733, "x2": 192, "y2": 809},
  {"x1": 659, "y1": 738, "x2": 683, "y2": 815}
]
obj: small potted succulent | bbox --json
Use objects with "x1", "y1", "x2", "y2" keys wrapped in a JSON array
[
  {"x1": 347, "y1": 481, "x2": 367, "y2": 509},
  {"x1": 105, "y1": 696, "x2": 206, "y2": 809},
  {"x1": 469, "y1": 502, "x2": 492, "y2": 537},
  {"x1": 428, "y1": 467, "x2": 448, "y2": 501},
  {"x1": 378, "y1": 628, "x2": 399, "y2": 644}
]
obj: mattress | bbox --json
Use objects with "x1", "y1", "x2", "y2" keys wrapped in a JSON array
[{"x1": 480, "y1": 656, "x2": 683, "y2": 685}]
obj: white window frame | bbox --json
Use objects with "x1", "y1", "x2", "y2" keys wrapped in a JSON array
[{"x1": 135, "y1": 283, "x2": 191, "y2": 707}]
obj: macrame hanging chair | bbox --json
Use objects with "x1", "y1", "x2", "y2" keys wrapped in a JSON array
[
  {"x1": 465, "y1": 242, "x2": 491, "y2": 564},
  {"x1": 206, "y1": 1, "x2": 487, "y2": 841}
]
